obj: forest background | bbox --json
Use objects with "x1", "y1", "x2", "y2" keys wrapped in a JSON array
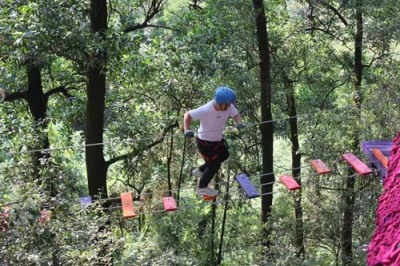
[{"x1": 1, "y1": 0, "x2": 399, "y2": 265}]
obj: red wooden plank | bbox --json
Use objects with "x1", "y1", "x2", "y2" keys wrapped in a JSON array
[
  {"x1": 341, "y1": 153, "x2": 373, "y2": 175},
  {"x1": 163, "y1": 197, "x2": 177, "y2": 212},
  {"x1": 310, "y1": 159, "x2": 332, "y2": 175},
  {"x1": 372, "y1": 148, "x2": 389, "y2": 169},
  {"x1": 279, "y1": 175, "x2": 301, "y2": 190},
  {"x1": 121, "y1": 192, "x2": 136, "y2": 219}
]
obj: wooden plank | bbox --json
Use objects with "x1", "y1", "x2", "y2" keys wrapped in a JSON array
[
  {"x1": 38, "y1": 209, "x2": 51, "y2": 223},
  {"x1": 361, "y1": 141, "x2": 391, "y2": 179},
  {"x1": 341, "y1": 153, "x2": 373, "y2": 175},
  {"x1": 203, "y1": 195, "x2": 217, "y2": 201},
  {"x1": 80, "y1": 196, "x2": 92, "y2": 209},
  {"x1": 121, "y1": 192, "x2": 136, "y2": 219},
  {"x1": 279, "y1": 175, "x2": 301, "y2": 191},
  {"x1": 235, "y1": 173, "x2": 260, "y2": 198},
  {"x1": 0, "y1": 207, "x2": 10, "y2": 232},
  {"x1": 310, "y1": 159, "x2": 332, "y2": 175},
  {"x1": 163, "y1": 197, "x2": 177, "y2": 212},
  {"x1": 372, "y1": 148, "x2": 389, "y2": 169}
]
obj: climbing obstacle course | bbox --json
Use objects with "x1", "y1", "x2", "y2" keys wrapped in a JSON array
[
  {"x1": 75, "y1": 147, "x2": 389, "y2": 220},
  {"x1": 367, "y1": 133, "x2": 400, "y2": 265}
]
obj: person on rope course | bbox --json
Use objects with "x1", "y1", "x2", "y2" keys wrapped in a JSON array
[{"x1": 183, "y1": 86, "x2": 245, "y2": 197}]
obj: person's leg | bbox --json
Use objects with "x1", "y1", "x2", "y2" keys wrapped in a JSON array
[
  {"x1": 198, "y1": 163, "x2": 207, "y2": 172},
  {"x1": 219, "y1": 139, "x2": 230, "y2": 162},
  {"x1": 198, "y1": 159, "x2": 221, "y2": 188},
  {"x1": 195, "y1": 138, "x2": 222, "y2": 192}
]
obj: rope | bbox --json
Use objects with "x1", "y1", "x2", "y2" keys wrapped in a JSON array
[{"x1": 1, "y1": 114, "x2": 312, "y2": 156}]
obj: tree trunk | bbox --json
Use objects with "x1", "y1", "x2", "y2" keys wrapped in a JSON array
[
  {"x1": 26, "y1": 62, "x2": 51, "y2": 184},
  {"x1": 286, "y1": 82, "x2": 305, "y2": 258},
  {"x1": 252, "y1": 0, "x2": 275, "y2": 250},
  {"x1": 341, "y1": 2, "x2": 363, "y2": 264},
  {"x1": 86, "y1": 0, "x2": 108, "y2": 198}
]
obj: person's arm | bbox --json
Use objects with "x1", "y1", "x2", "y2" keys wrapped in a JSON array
[
  {"x1": 184, "y1": 112, "x2": 192, "y2": 132},
  {"x1": 233, "y1": 113, "x2": 242, "y2": 125}
]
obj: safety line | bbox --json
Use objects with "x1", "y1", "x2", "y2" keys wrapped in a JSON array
[{"x1": 1, "y1": 114, "x2": 312, "y2": 156}]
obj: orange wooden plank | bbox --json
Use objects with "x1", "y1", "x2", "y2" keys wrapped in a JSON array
[
  {"x1": 163, "y1": 197, "x2": 177, "y2": 212},
  {"x1": 279, "y1": 175, "x2": 301, "y2": 190},
  {"x1": 341, "y1": 153, "x2": 373, "y2": 175},
  {"x1": 203, "y1": 195, "x2": 217, "y2": 201},
  {"x1": 121, "y1": 192, "x2": 136, "y2": 219},
  {"x1": 372, "y1": 148, "x2": 389, "y2": 169},
  {"x1": 310, "y1": 159, "x2": 332, "y2": 175}
]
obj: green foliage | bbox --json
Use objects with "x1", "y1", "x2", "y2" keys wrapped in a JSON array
[{"x1": 1, "y1": 0, "x2": 400, "y2": 264}]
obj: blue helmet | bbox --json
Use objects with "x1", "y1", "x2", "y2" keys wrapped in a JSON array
[{"x1": 214, "y1": 87, "x2": 236, "y2": 104}]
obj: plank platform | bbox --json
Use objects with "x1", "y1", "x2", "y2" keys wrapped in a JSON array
[
  {"x1": 163, "y1": 197, "x2": 177, "y2": 212},
  {"x1": 310, "y1": 159, "x2": 332, "y2": 175},
  {"x1": 279, "y1": 175, "x2": 301, "y2": 190},
  {"x1": 341, "y1": 153, "x2": 373, "y2": 175},
  {"x1": 235, "y1": 173, "x2": 259, "y2": 198},
  {"x1": 121, "y1": 192, "x2": 136, "y2": 219}
]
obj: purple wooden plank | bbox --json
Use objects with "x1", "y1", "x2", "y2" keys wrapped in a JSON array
[{"x1": 235, "y1": 174, "x2": 259, "y2": 199}]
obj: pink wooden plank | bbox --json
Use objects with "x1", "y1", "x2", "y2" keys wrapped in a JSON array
[
  {"x1": 163, "y1": 197, "x2": 177, "y2": 212},
  {"x1": 279, "y1": 175, "x2": 301, "y2": 190},
  {"x1": 341, "y1": 153, "x2": 373, "y2": 175}
]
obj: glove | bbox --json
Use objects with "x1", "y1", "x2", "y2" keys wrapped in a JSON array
[
  {"x1": 236, "y1": 123, "x2": 246, "y2": 129},
  {"x1": 184, "y1": 130, "x2": 195, "y2": 138}
]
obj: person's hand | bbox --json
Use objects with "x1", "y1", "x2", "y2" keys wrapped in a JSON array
[
  {"x1": 236, "y1": 123, "x2": 246, "y2": 130},
  {"x1": 184, "y1": 130, "x2": 195, "y2": 138}
]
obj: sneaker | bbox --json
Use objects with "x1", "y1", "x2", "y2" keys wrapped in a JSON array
[
  {"x1": 192, "y1": 167, "x2": 203, "y2": 177},
  {"x1": 196, "y1": 187, "x2": 219, "y2": 197}
]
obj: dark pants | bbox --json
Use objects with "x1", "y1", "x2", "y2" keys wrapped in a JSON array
[{"x1": 196, "y1": 138, "x2": 229, "y2": 188}]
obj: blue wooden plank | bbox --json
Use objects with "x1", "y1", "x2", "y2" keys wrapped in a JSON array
[
  {"x1": 80, "y1": 196, "x2": 92, "y2": 209},
  {"x1": 235, "y1": 174, "x2": 259, "y2": 199}
]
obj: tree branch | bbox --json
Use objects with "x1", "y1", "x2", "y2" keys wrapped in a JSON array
[
  {"x1": 106, "y1": 120, "x2": 179, "y2": 167},
  {"x1": 317, "y1": 0, "x2": 348, "y2": 26},
  {"x1": 0, "y1": 87, "x2": 26, "y2": 102},
  {"x1": 44, "y1": 84, "x2": 76, "y2": 100},
  {"x1": 123, "y1": 0, "x2": 169, "y2": 33}
]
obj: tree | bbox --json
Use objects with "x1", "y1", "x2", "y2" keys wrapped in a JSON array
[{"x1": 252, "y1": 0, "x2": 275, "y2": 251}]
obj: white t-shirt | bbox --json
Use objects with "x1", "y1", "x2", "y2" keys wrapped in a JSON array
[{"x1": 189, "y1": 100, "x2": 238, "y2": 141}]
